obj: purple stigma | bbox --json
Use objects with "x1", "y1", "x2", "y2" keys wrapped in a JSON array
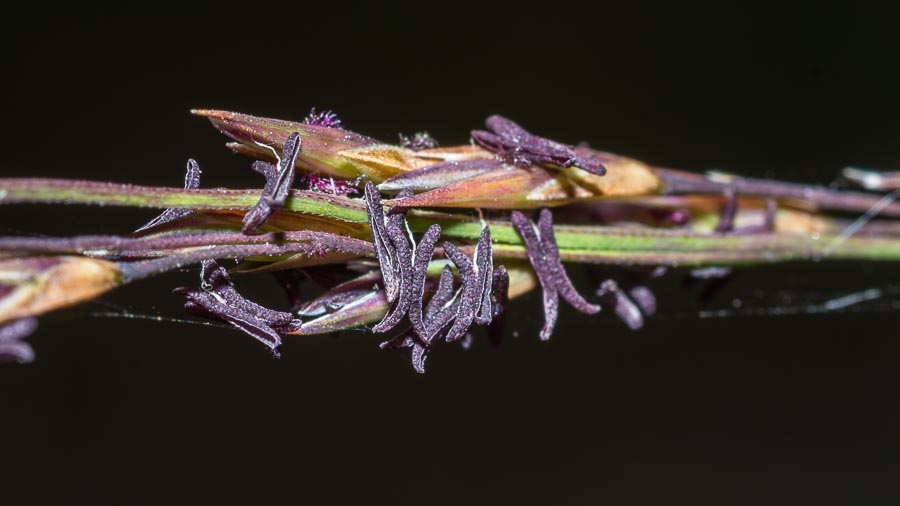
[
  {"x1": 304, "y1": 108, "x2": 343, "y2": 129},
  {"x1": 399, "y1": 132, "x2": 439, "y2": 151}
]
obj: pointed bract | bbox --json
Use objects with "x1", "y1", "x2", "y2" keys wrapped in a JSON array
[
  {"x1": 378, "y1": 159, "x2": 503, "y2": 192},
  {"x1": 193, "y1": 109, "x2": 378, "y2": 179},
  {"x1": 0, "y1": 256, "x2": 120, "y2": 324},
  {"x1": 291, "y1": 291, "x2": 389, "y2": 336},
  {"x1": 386, "y1": 164, "x2": 570, "y2": 209},
  {"x1": 337, "y1": 144, "x2": 428, "y2": 182},
  {"x1": 294, "y1": 271, "x2": 381, "y2": 317}
]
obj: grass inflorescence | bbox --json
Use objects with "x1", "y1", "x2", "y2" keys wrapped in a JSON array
[{"x1": 1, "y1": 109, "x2": 898, "y2": 371}]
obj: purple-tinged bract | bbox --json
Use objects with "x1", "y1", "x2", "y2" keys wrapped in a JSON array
[
  {"x1": 300, "y1": 174, "x2": 359, "y2": 196},
  {"x1": 378, "y1": 159, "x2": 504, "y2": 193}
]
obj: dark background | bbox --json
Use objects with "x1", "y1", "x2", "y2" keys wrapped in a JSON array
[{"x1": 2, "y1": 4, "x2": 900, "y2": 505}]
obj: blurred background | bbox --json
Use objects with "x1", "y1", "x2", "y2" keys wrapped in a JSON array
[{"x1": 2, "y1": 4, "x2": 899, "y2": 504}]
